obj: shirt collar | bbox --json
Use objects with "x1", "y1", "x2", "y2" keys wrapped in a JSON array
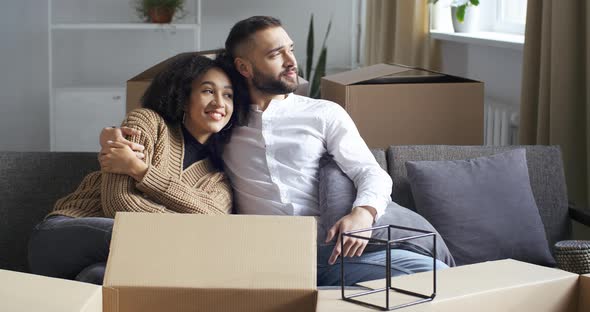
[{"x1": 250, "y1": 93, "x2": 295, "y2": 112}]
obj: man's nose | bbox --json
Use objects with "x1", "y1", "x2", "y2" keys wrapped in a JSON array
[{"x1": 284, "y1": 51, "x2": 296, "y2": 67}]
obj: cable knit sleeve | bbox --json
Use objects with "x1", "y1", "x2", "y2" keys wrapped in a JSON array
[
  {"x1": 136, "y1": 164, "x2": 233, "y2": 215},
  {"x1": 101, "y1": 108, "x2": 232, "y2": 217},
  {"x1": 101, "y1": 109, "x2": 172, "y2": 217}
]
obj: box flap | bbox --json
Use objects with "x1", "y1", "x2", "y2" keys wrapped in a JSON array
[
  {"x1": 321, "y1": 63, "x2": 410, "y2": 85},
  {"x1": 358, "y1": 259, "x2": 577, "y2": 300},
  {"x1": 318, "y1": 260, "x2": 580, "y2": 311},
  {"x1": 0, "y1": 269, "x2": 102, "y2": 312},
  {"x1": 127, "y1": 49, "x2": 222, "y2": 82},
  {"x1": 104, "y1": 213, "x2": 316, "y2": 290}
]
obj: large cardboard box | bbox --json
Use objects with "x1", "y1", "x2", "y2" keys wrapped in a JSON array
[
  {"x1": 102, "y1": 213, "x2": 317, "y2": 312},
  {"x1": 0, "y1": 269, "x2": 102, "y2": 312},
  {"x1": 321, "y1": 63, "x2": 484, "y2": 148},
  {"x1": 317, "y1": 259, "x2": 590, "y2": 311}
]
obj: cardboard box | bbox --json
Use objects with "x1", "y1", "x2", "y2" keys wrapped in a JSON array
[
  {"x1": 0, "y1": 269, "x2": 102, "y2": 312},
  {"x1": 317, "y1": 259, "x2": 589, "y2": 311},
  {"x1": 321, "y1": 63, "x2": 484, "y2": 148},
  {"x1": 102, "y1": 213, "x2": 317, "y2": 312},
  {"x1": 127, "y1": 52, "x2": 309, "y2": 113}
]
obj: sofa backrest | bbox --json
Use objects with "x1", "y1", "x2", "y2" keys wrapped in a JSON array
[
  {"x1": 369, "y1": 149, "x2": 387, "y2": 171},
  {"x1": 385, "y1": 145, "x2": 571, "y2": 249},
  {"x1": 0, "y1": 152, "x2": 99, "y2": 272}
]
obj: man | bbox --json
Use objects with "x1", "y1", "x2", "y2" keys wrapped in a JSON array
[{"x1": 101, "y1": 16, "x2": 446, "y2": 286}]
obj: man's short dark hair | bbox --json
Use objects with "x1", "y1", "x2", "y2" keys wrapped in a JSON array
[{"x1": 225, "y1": 16, "x2": 282, "y2": 58}]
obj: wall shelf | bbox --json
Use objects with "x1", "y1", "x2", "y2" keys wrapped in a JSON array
[
  {"x1": 51, "y1": 23, "x2": 199, "y2": 30},
  {"x1": 49, "y1": 0, "x2": 201, "y2": 152}
]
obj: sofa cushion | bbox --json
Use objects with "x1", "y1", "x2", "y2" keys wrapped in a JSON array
[
  {"x1": 387, "y1": 145, "x2": 570, "y2": 251},
  {"x1": 318, "y1": 155, "x2": 455, "y2": 267},
  {"x1": 405, "y1": 148, "x2": 556, "y2": 266}
]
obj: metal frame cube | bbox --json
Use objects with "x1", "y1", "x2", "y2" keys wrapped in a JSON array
[{"x1": 340, "y1": 224, "x2": 437, "y2": 310}]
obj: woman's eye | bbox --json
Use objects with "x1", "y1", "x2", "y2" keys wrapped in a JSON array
[
  {"x1": 224, "y1": 93, "x2": 233, "y2": 99},
  {"x1": 202, "y1": 89, "x2": 214, "y2": 94}
]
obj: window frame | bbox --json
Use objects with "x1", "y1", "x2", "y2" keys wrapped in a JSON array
[{"x1": 493, "y1": 0, "x2": 527, "y2": 35}]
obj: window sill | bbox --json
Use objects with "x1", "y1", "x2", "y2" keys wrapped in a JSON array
[{"x1": 430, "y1": 30, "x2": 524, "y2": 51}]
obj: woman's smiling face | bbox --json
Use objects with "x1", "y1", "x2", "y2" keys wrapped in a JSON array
[{"x1": 184, "y1": 67, "x2": 234, "y2": 144}]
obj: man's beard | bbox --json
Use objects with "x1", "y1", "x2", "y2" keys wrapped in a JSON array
[{"x1": 252, "y1": 66, "x2": 299, "y2": 95}]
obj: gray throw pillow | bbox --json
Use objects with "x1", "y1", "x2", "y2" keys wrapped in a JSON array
[
  {"x1": 318, "y1": 155, "x2": 456, "y2": 267},
  {"x1": 405, "y1": 148, "x2": 556, "y2": 266}
]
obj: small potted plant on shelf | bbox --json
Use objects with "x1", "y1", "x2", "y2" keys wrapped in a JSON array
[
  {"x1": 134, "y1": 0, "x2": 185, "y2": 24},
  {"x1": 430, "y1": 0, "x2": 480, "y2": 33}
]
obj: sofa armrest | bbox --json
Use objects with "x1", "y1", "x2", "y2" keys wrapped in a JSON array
[{"x1": 568, "y1": 205, "x2": 590, "y2": 227}]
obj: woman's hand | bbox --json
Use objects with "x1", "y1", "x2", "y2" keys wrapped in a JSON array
[{"x1": 99, "y1": 141, "x2": 148, "y2": 181}]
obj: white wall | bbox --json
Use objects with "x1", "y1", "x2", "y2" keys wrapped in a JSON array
[
  {"x1": 0, "y1": 1, "x2": 50, "y2": 151},
  {"x1": 437, "y1": 41, "x2": 523, "y2": 115},
  {"x1": 0, "y1": 0, "x2": 357, "y2": 151},
  {"x1": 200, "y1": 0, "x2": 358, "y2": 74}
]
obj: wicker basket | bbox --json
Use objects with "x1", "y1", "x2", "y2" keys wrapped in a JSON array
[{"x1": 554, "y1": 240, "x2": 590, "y2": 274}]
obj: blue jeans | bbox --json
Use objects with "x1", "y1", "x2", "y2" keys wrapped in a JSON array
[
  {"x1": 28, "y1": 215, "x2": 112, "y2": 285},
  {"x1": 317, "y1": 244, "x2": 448, "y2": 286}
]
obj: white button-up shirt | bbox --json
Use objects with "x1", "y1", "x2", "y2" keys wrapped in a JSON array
[{"x1": 222, "y1": 93, "x2": 392, "y2": 220}]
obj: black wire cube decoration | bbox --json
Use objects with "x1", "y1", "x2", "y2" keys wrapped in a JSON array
[{"x1": 340, "y1": 225, "x2": 437, "y2": 311}]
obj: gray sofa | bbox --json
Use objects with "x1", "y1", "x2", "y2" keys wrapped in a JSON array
[{"x1": 1, "y1": 146, "x2": 589, "y2": 273}]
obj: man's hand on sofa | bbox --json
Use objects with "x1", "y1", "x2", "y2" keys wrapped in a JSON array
[
  {"x1": 326, "y1": 206, "x2": 376, "y2": 265},
  {"x1": 99, "y1": 127, "x2": 145, "y2": 159}
]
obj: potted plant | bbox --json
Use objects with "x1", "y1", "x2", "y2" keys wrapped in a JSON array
[
  {"x1": 134, "y1": 0, "x2": 185, "y2": 24},
  {"x1": 430, "y1": 0, "x2": 480, "y2": 33}
]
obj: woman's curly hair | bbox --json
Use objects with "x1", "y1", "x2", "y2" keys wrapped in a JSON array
[{"x1": 141, "y1": 51, "x2": 249, "y2": 170}]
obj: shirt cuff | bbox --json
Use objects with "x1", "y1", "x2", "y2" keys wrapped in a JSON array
[{"x1": 352, "y1": 197, "x2": 390, "y2": 222}]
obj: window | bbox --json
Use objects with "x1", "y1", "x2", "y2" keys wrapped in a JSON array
[{"x1": 494, "y1": 0, "x2": 527, "y2": 34}]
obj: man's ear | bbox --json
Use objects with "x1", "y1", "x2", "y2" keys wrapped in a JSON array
[{"x1": 234, "y1": 57, "x2": 252, "y2": 79}]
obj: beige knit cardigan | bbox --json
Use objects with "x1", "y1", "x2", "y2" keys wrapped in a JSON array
[{"x1": 49, "y1": 108, "x2": 233, "y2": 218}]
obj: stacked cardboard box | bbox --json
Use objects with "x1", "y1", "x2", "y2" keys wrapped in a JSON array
[
  {"x1": 4, "y1": 215, "x2": 589, "y2": 312},
  {"x1": 1, "y1": 213, "x2": 317, "y2": 312},
  {"x1": 321, "y1": 64, "x2": 484, "y2": 149}
]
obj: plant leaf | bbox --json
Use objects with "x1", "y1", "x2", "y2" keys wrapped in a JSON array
[
  {"x1": 456, "y1": 4, "x2": 467, "y2": 23},
  {"x1": 469, "y1": 0, "x2": 479, "y2": 6},
  {"x1": 320, "y1": 17, "x2": 332, "y2": 50},
  {"x1": 310, "y1": 47, "x2": 327, "y2": 99},
  {"x1": 306, "y1": 15, "x2": 314, "y2": 80}
]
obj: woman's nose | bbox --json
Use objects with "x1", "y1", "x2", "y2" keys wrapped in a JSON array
[{"x1": 212, "y1": 94, "x2": 224, "y2": 107}]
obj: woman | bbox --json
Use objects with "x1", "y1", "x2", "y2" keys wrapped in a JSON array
[{"x1": 28, "y1": 52, "x2": 247, "y2": 284}]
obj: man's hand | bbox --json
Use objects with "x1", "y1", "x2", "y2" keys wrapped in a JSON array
[
  {"x1": 99, "y1": 126, "x2": 145, "y2": 159},
  {"x1": 325, "y1": 206, "x2": 377, "y2": 265}
]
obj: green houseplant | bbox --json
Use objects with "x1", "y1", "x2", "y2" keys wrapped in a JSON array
[
  {"x1": 134, "y1": 0, "x2": 186, "y2": 24},
  {"x1": 302, "y1": 14, "x2": 332, "y2": 99},
  {"x1": 430, "y1": 0, "x2": 480, "y2": 23},
  {"x1": 430, "y1": 0, "x2": 480, "y2": 33}
]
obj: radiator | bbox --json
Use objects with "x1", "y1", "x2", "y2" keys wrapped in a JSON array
[{"x1": 484, "y1": 101, "x2": 519, "y2": 146}]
